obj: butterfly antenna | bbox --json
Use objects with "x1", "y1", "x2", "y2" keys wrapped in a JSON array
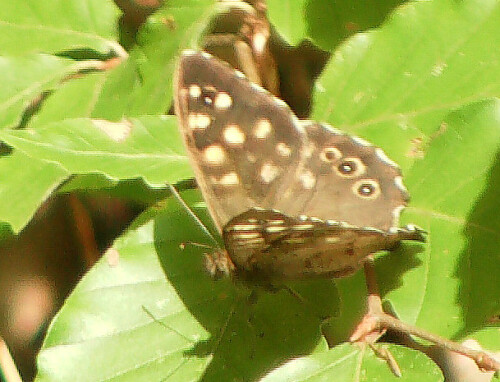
[
  {"x1": 167, "y1": 183, "x2": 219, "y2": 247},
  {"x1": 180, "y1": 241, "x2": 214, "y2": 250}
]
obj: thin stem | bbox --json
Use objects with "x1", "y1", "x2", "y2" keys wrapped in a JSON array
[
  {"x1": 354, "y1": 257, "x2": 500, "y2": 373},
  {"x1": 0, "y1": 337, "x2": 22, "y2": 382},
  {"x1": 375, "y1": 313, "x2": 500, "y2": 372}
]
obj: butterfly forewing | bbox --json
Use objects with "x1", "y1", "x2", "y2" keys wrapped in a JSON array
[{"x1": 174, "y1": 51, "x2": 307, "y2": 231}]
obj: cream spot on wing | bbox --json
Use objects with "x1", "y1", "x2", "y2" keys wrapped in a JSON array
[
  {"x1": 351, "y1": 136, "x2": 371, "y2": 147},
  {"x1": 203, "y1": 145, "x2": 226, "y2": 165},
  {"x1": 375, "y1": 148, "x2": 399, "y2": 168},
  {"x1": 254, "y1": 118, "x2": 272, "y2": 139},
  {"x1": 274, "y1": 97, "x2": 288, "y2": 108},
  {"x1": 230, "y1": 224, "x2": 260, "y2": 231},
  {"x1": 300, "y1": 170, "x2": 316, "y2": 189},
  {"x1": 201, "y1": 51, "x2": 212, "y2": 59},
  {"x1": 324, "y1": 236, "x2": 340, "y2": 243},
  {"x1": 214, "y1": 92, "x2": 232, "y2": 110},
  {"x1": 223, "y1": 124, "x2": 245, "y2": 145},
  {"x1": 250, "y1": 82, "x2": 265, "y2": 93},
  {"x1": 276, "y1": 142, "x2": 292, "y2": 157},
  {"x1": 219, "y1": 172, "x2": 239, "y2": 186},
  {"x1": 267, "y1": 219, "x2": 284, "y2": 225},
  {"x1": 392, "y1": 205, "x2": 405, "y2": 225},
  {"x1": 233, "y1": 232, "x2": 261, "y2": 239},
  {"x1": 265, "y1": 226, "x2": 287, "y2": 233},
  {"x1": 394, "y1": 176, "x2": 408, "y2": 194},
  {"x1": 182, "y1": 49, "x2": 196, "y2": 57},
  {"x1": 292, "y1": 224, "x2": 314, "y2": 230},
  {"x1": 234, "y1": 70, "x2": 246, "y2": 79},
  {"x1": 188, "y1": 113, "x2": 211, "y2": 130},
  {"x1": 301, "y1": 142, "x2": 315, "y2": 159},
  {"x1": 188, "y1": 85, "x2": 201, "y2": 98},
  {"x1": 236, "y1": 237, "x2": 265, "y2": 246},
  {"x1": 260, "y1": 163, "x2": 279, "y2": 183}
]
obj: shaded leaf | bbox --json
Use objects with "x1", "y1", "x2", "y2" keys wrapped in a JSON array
[
  {"x1": 36, "y1": 190, "x2": 339, "y2": 381},
  {"x1": 0, "y1": 151, "x2": 68, "y2": 233},
  {"x1": 261, "y1": 343, "x2": 442, "y2": 381}
]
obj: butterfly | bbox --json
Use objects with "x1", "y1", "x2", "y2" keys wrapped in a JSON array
[{"x1": 173, "y1": 50, "x2": 424, "y2": 283}]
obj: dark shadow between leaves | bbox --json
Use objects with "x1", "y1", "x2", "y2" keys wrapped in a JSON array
[
  {"x1": 153, "y1": 189, "x2": 339, "y2": 381},
  {"x1": 456, "y1": 150, "x2": 500, "y2": 338}
]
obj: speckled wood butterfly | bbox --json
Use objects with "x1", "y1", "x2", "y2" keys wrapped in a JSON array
[{"x1": 173, "y1": 50, "x2": 424, "y2": 283}]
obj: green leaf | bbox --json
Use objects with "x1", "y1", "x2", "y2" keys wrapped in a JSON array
[
  {"x1": 308, "y1": 0, "x2": 500, "y2": 339},
  {"x1": 92, "y1": 0, "x2": 216, "y2": 119},
  {"x1": 0, "y1": 151, "x2": 68, "y2": 233},
  {"x1": 30, "y1": 72, "x2": 108, "y2": 127},
  {"x1": 267, "y1": 0, "x2": 308, "y2": 45},
  {"x1": 0, "y1": 0, "x2": 120, "y2": 55},
  {"x1": 305, "y1": 0, "x2": 406, "y2": 51},
  {"x1": 36, "y1": 190, "x2": 339, "y2": 381},
  {"x1": 313, "y1": 0, "x2": 500, "y2": 170},
  {"x1": 0, "y1": 116, "x2": 191, "y2": 187},
  {"x1": 0, "y1": 55, "x2": 88, "y2": 128},
  {"x1": 261, "y1": 343, "x2": 442, "y2": 381},
  {"x1": 384, "y1": 100, "x2": 500, "y2": 337}
]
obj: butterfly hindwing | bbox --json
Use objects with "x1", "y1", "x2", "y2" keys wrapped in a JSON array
[
  {"x1": 287, "y1": 122, "x2": 409, "y2": 230},
  {"x1": 223, "y1": 209, "x2": 425, "y2": 281}
]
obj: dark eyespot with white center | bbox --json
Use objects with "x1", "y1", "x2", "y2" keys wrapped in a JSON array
[
  {"x1": 200, "y1": 86, "x2": 217, "y2": 107},
  {"x1": 353, "y1": 179, "x2": 380, "y2": 199},
  {"x1": 320, "y1": 147, "x2": 342, "y2": 162},
  {"x1": 335, "y1": 157, "x2": 365, "y2": 178}
]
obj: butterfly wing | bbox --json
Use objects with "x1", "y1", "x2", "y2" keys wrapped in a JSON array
[
  {"x1": 282, "y1": 122, "x2": 409, "y2": 231},
  {"x1": 223, "y1": 209, "x2": 425, "y2": 281},
  {"x1": 175, "y1": 51, "x2": 411, "y2": 233},
  {"x1": 174, "y1": 50, "x2": 308, "y2": 231}
]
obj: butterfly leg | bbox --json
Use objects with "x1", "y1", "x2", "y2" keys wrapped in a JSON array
[{"x1": 350, "y1": 258, "x2": 500, "y2": 374}]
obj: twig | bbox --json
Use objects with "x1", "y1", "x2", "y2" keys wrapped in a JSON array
[{"x1": 0, "y1": 337, "x2": 23, "y2": 382}]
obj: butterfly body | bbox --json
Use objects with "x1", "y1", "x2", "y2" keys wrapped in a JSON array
[{"x1": 174, "y1": 50, "x2": 424, "y2": 282}]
